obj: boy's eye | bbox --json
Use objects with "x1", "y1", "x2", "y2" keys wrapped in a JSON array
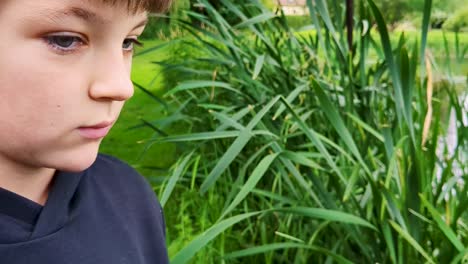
[
  {"x1": 50, "y1": 36, "x2": 76, "y2": 48},
  {"x1": 44, "y1": 34, "x2": 142, "y2": 54},
  {"x1": 44, "y1": 34, "x2": 85, "y2": 53},
  {"x1": 122, "y1": 38, "x2": 143, "y2": 51}
]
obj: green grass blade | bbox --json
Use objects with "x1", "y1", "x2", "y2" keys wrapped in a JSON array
[
  {"x1": 381, "y1": 187, "x2": 408, "y2": 230},
  {"x1": 367, "y1": 0, "x2": 406, "y2": 129},
  {"x1": 171, "y1": 211, "x2": 261, "y2": 264},
  {"x1": 165, "y1": 80, "x2": 243, "y2": 96},
  {"x1": 133, "y1": 82, "x2": 168, "y2": 109},
  {"x1": 382, "y1": 222, "x2": 397, "y2": 264},
  {"x1": 200, "y1": 129, "x2": 252, "y2": 194},
  {"x1": 277, "y1": 155, "x2": 323, "y2": 206},
  {"x1": 219, "y1": 0, "x2": 247, "y2": 20},
  {"x1": 250, "y1": 189, "x2": 296, "y2": 205},
  {"x1": 210, "y1": 111, "x2": 246, "y2": 131},
  {"x1": 156, "y1": 131, "x2": 241, "y2": 142},
  {"x1": 160, "y1": 152, "x2": 194, "y2": 207},
  {"x1": 382, "y1": 127, "x2": 395, "y2": 163},
  {"x1": 216, "y1": 106, "x2": 251, "y2": 132},
  {"x1": 308, "y1": 134, "x2": 355, "y2": 163},
  {"x1": 305, "y1": 0, "x2": 330, "y2": 63},
  {"x1": 133, "y1": 39, "x2": 177, "y2": 57},
  {"x1": 246, "y1": 96, "x2": 281, "y2": 130},
  {"x1": 450, "y1": 248, "x2": 468, "y2": 264},
  {"x1": 275, "y1": 231, "x2": 305, "y2": 243},
  {"x1": 273, "y1": 84, "x2": 307, "y2": 120},
  {"x1": 224, "y1": 243, "x2": 309, "y2": 259},
  {"x1": 279, "y1": 96, "x2": 346, "y2": 184},
  {"x1": 278, "y1": 207, "x2": 377, "y2": 231},
  {"x1": 252, "y1": 54, "x2": 266, "y2": 80},
  {"x1": 224, "y1": 242, "x2": 353, "y2": 263},
  {"x1": 220, "y1": 153, "x2": 279, "y2": 219},
  {"x1": 346, "y1": 112, "x2": 384, "y2": 142},
  {"x1": 200, "y1": 96, "x2": 281, "y2": 193},
  {"x1": 342, "y1": 165, "x2": 360, "y2": 202},
  {"x1": 311, "y1": 79, "x2": 371, "y2": 176},
  {"x1": 234, "y1": 13, "x2": 276, "y2": 29},
  {"x1": 220, "y1": 142, "x2": 272, "y2": 214},
  {"x1": 398, "y1": 46, "x2": 416, "y2": 144},
  {"x1": 420, "y1": 195, "x2": 464, "y2": 252},
  {"x1": 307, "y1": 0, "x2": 346, "y2": 59},
  {"x1": 436, "y1": 176, "x2": 460, "y2": 204},
  {"x1": 389, "y1": 220, "x2": 435, "y2": 264},
  {"x1": 420, "y1": 0, "x2": 432, "y2": 76},
  {"x1": 281, "y1": 151, "x2": 324, "y2": 170}
]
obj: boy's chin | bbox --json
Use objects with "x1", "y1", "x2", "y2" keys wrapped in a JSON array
[
  {"x1": 53, "y1": 154, "x2": 98, "y2": 172},
  {"x1": 60, "y1": 157, "x2": 98, "y2": 172},
  {"x1": 47, "y1": 146, "x2": 100, "y2": 172}
]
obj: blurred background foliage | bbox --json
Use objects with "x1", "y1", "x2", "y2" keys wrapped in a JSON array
[
  {"x1": 140, "y1": 0, "x2": 468, "y2": 39},
  {"x1": 101, "y1": 0, "x2": 467, "y2": 263}
]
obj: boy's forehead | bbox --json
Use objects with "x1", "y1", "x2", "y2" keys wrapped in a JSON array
[
  {"x1": 5, "y1": 0, "x2": 148, "y2": 26},
  {"x1": 44, "y1": 1, "x2": 148, "y2": 23},
  {"x1": 1, "y1": 0, "x2": 170, "y2": 18},
  {"x1": 100, "y1": 0, "x2": 172, "y2": 13},
  {"x1": 1, "y1": 0, "x2": 150, "y2": 15},
  {"x1": 43, "y1": 0, "x2": 148, "y2": 14}
]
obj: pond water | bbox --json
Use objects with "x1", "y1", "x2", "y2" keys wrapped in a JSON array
[
  {"x1": 434, "y1": 55, "x2": 466, "y2": 182},
  {"x1": 436, "y1": 90, "x2": 467, "y2": 183},
  {"x1": 435, "y1": 58, "x2": 468, "y2": 77}
]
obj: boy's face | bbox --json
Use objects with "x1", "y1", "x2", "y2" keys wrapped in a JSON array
[{"x1": 0, "y1": 0, "x2": 147, "y2": 172}]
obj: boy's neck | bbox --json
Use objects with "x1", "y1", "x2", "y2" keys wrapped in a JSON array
[{"x1": 0, "y1": 156, "x2": 55, "y2": 206}]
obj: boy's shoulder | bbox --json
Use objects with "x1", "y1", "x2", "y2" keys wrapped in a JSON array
[
  {"x1": 83, "y1": 153, "x2": 166, "y2": 230},
  {"x1": 88, "y1": 153, "x2": 147, "y2": 186}
]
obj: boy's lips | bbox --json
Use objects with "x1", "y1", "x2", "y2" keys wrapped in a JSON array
[{"x1": 78, "y1": 121, "x2": 114, "y2": 139}]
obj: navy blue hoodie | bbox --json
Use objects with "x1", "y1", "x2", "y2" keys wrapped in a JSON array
[{"x1": 0, "y1": 154, "x2": 169, "y2": 263}]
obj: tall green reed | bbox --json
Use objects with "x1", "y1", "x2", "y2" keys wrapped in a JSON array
[{"x1": 145, "y1": 0, "x2": 467, "y2": 262}]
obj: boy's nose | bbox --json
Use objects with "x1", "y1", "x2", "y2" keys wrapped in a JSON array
[{"x1": 88, "y1": 53, "x2": 134, "y2": 102}]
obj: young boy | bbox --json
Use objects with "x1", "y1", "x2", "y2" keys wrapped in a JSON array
[{"x1": 0, "y1": 0, "x2": 171, "y2": 263}]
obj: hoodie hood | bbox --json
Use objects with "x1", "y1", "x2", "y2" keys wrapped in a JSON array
[{"x1": 0, "y1": 170, "x2": 83, "y2": 244}]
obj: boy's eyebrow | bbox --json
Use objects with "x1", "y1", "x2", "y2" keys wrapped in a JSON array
[
  {"x1": 43, "y1": 6, "x2": 109, "y2": 25},
  {"x1": 42, "y1": 6, "x2": 148, "y2": 29}
]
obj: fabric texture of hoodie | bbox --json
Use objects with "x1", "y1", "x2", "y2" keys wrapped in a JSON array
[{"x1": 0, "y1": 154, "x2": 169, "y2": 263}]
